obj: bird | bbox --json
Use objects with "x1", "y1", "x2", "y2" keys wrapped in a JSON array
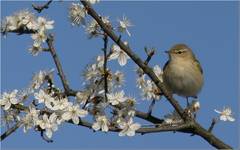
[{"x1": 163, "y1": 44, "x2": 204, "y2": 105}]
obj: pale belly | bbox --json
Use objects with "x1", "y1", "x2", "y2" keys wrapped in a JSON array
[{"x1": 163, "y1": 61, "x2": 204, "y2": 97}]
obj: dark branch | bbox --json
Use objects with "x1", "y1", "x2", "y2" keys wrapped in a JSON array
[
  {"x1": 80, "y1": 1, "x2": 232, "y2": 149},
  {"x1": 32, "y1": 0, "x2": 53, "y2": 13},
  {"x1": 46, "y1": 34, "x2": 76, "y2": 96},
  {"x1": 144, "y1": 47, "x2": 155, "y2": 65},
  {"x1": 147, "y1": 99, "x2": 156, "y2": 116},
  {"x1": 102, "y1": 34, "x2": 109, "y2": 101},
  {"x1": 0, "y1": 121, "x2": 22, "y2": 141},
  {"x1": 208, "y1": 118, "x2": 217, "y2": 132}
]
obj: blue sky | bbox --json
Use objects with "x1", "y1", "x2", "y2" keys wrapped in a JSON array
[{"x1": 1, "y1": 1, "x2": 239, "y2": 149}]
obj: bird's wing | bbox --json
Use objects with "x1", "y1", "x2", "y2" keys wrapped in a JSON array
[
  {"x1": 194, "y1": 59, "x2": 203, "y2": 74},
  {"x1": 163, "y1": 60, "x2": 170, "y2": 71}
]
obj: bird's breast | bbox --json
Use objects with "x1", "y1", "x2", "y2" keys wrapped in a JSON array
[{"x1": 163, "y1": 60, "x2": 204, "y2": 97}]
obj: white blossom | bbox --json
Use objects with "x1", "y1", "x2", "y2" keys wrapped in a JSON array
[
  {"x1": 118, "y1": 15, "x2": 133, "y2": 36},
  {"x1": 136, "y1": 74, "x2": 146, "y2": 89},
  {"x1": 113, "y1": 71, "x2": 124, "y2": 86},
  {"x1": 31, "y1": 69, "x2": 54, "y2": 90},
  {"x1": 92, "y1": 115, "x2": 109, "y2": 132},
  {"x1": 109, "y1": 42, "x2": 129, "y2": 66},
  {"x1": 62, "y1": 104, "x2": 88, "y2": 124},
  {"x1": 34, "y1": 90, "x2": 56, "y2": 110},
  {"x1": 215, "y1": 107, "x2": 235, "y2": 122},
  {"x1": 142, "y1": 80, "x2": 160, "y2": 100},
  {"x1": 1, "y1": 16, "x2": 18, "y2": 32},
  {"x1": 52, "y1": 97, "x2": 70, "y2": 111},
  {"x1": 36, "y1": 17, "x2": 54, "y2": 32},
  {"x1": 37, "y1": 113, "x2": 58, "y2": 138},
  {"x1": 31, "y1": 31, "x2": 47, "y2": 47},
  {"x1": 15, "y1": 10, "x2": 35, "y2": 29},
  {"x1": 85, "y1": 19, "x2": 99, "y2": 38},
  {"x1": 28, "y1": 45, "x2": 42, "y2": 56},
  {"x1": 84, "y1": 64, "x2": 100, "y2": 81},
  {"x1": 118, "y1": 118, "x2": 140, "y2": 137},
  {"x1": 76, "y1": 91, "x2": 89, "y2": 104},
  {"x1": 153, "y1": 65, "x2": 163, "y2": 82},
  {"x1": 22, "y1": 104, "x2": 40, "y2": 133},
  {"x1": 69, "y1": 3, "x2": 87, "y2": 26},
  {"x1": 0, "y1": 90, "x2": 19, "y2": 110},
  {"x1": 107, "y1": 90, "x2": 127, "y2": 105}
]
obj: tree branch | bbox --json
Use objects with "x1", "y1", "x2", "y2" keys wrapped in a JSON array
[
  {"x1": 80, "y1": 1, "x2": 232, "y2": 149},
  {"x1": 46, "y1": 34, "x2": 76, "y2": 96},
  {"x1": 0, "y1": 121, "x2": 22, "y2": 141}
]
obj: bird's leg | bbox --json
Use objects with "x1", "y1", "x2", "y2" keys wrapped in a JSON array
[{"x1": 186, "y1": 97, "x2": 190, "y2": 107}]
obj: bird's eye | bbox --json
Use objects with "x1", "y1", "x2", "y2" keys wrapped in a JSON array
[{"x1": 176, "y1": 51, "x2": 182, "y2": 54}]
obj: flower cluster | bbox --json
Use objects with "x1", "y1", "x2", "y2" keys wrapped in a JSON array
[
  {"x1": 31, "y1": 69, "x2": 54, "y2": 90},
  {"x1": 136, "y1": 65, "x2": 163, "y2": 100},
  {"x1": 1, "y1": 10, "x2": 37, "y2": 34},
  {"x1": 1, "y1": 10, "x2": 54, "y2": 56}
]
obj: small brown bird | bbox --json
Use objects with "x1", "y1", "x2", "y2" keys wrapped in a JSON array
[{"x1": 163, "y1": 44, "x2": 204, "y2": 104}]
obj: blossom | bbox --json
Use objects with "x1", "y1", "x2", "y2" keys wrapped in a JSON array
[
  {"x1": 37, "y1": 113, "x2": 58, "y2": 138},
  {"x1": 92, "y1": 115, "x2": 109, "y2": 132},
  {"x1": 85, "y1": 16, "x2": 110, "y2": 38},
  {"x1": 0, "y1": 90, "x2": 19, "y2": 110},
  {"x1": 36, "y1": 17, "x2": 54, "y2": 32},
  {"x1": 1, "y1": 16, "x2": 18, "y2": 32},
  {"x1": 31, "y1": 69, "x2": 54, "y2": 90},
  {"x1": 85, "y1": 19, "x2": 99, "y2": 38},
  {"x1": 214, "y1": 107, "x2": 235, "y2": 122},
  {"x1": 83, "y1": 64, "x2": 100, "y2": 81},
  {"x1": 52, "y1": 97, "x2": 70, "y2": 111},
  {"x1": 62, "y1": 104, "x2": 88, "y2": 124},
  {"x1": 86, "y1": 0, "x2": 100, "y2": 4},
  {"x1": 34, "y1": 90, "x2": 56, "y2": 110},
  {"x1": 118, "y1": 118, "x2": 140, "y2": 137},
  {"x1": 76, "y1": 91, "x2": 89, "y2": 104},
  {"x1": 15, "y1": 10, "x2": 36, "y2": 29},
  {"x1": 31, "y1": 31, "x2": 47, "y2": 47},
  {"x1": 142, "y1": 80, "x2": 160, "y2": 100},
  {"x1": 28, "y1": 45, "x2": 42, "y2": 56},
  {"x1": 113, "y1": 71, "x2": 124, "y2": 86},
  {"x1": 69, "y1": 3, "x2": 87, "y2": 26},
  {"x1": 107, "y1": 90, "x2": 127, "y2": 105},
  {"x1": 109, "y1": 43, "x2": 129, "y2": 66},
  {"x1": 136, "y1": 74, "x2": 146, "y2": 89},
  {"x1": 118, "y1": 15, "x2": 133, "y2": 36},
  {"x1": 153, "y1": 65, "x2": 163, "y2": 82},
  {"x1": 22, "y1": 104, "x2": 40, "y2": 133}
]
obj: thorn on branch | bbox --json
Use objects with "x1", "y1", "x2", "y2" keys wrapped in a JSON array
[
  {"x1": 147, "y1": 99, "x2": 156, "y2": 116},
  {"x1": 32, "y1": 0, "x2": 53, "y2": 13},
  {"x1": 208, "y1": 118, "x2": 217, "y2": 133}
]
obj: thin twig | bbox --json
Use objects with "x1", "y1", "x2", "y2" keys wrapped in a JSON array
[
  {"x1": 208, "y1": 118, "x2": 217, "y2": 132},
  {"x1": 147, "y1": 99, "x2": 156, "y2": 116},
  {"x1": 102, "y1": 34, "x2": 109, "y2": 101},
  {"x1": 144, "y1": 47, "x2": 155, "y2": 65},
  {"x1": 0, "y1": 121, "x2": 22, "y2": 141},
  {"x1": 46, "y1": 34, "x2": 74, "y2": 96},
  {"x1": 32, "y1": 0, "x2": 53, "y2": 13}
]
